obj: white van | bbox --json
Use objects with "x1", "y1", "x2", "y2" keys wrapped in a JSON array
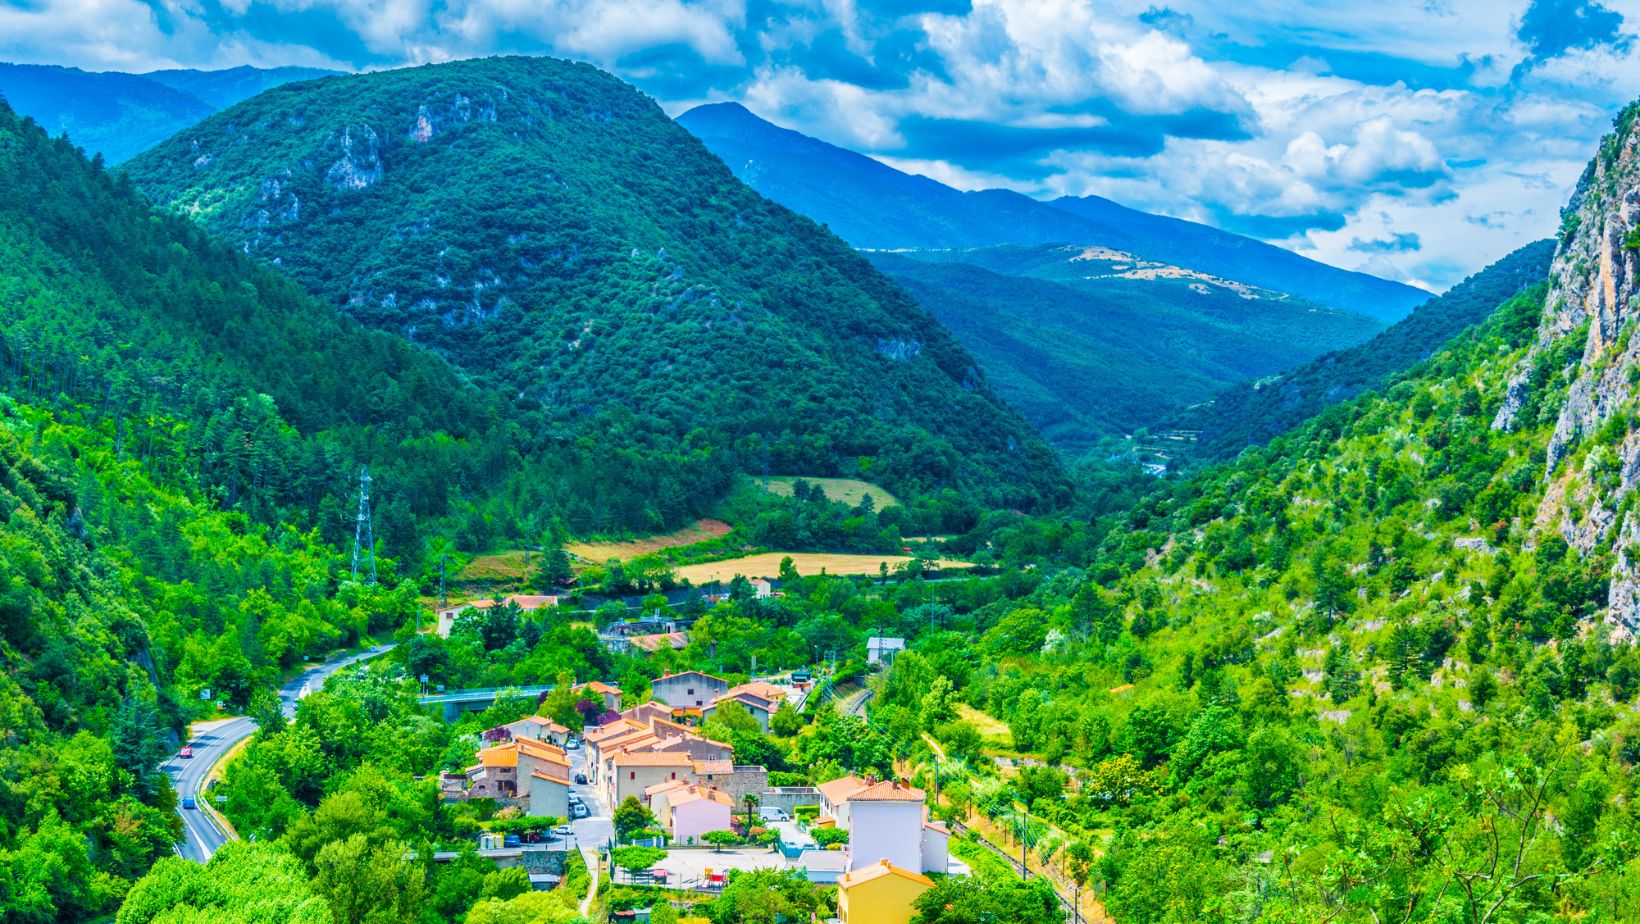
[{"x1": 758, "y1": 807, "x2": 790, "y2": 823}]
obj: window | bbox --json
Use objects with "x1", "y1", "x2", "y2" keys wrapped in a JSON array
[
  {"x1": 687, "y1": 688, "x2": 695, "y2": 695},
  {"x1": 630, "y1": 772, "x2": 635, "y2": 780}
]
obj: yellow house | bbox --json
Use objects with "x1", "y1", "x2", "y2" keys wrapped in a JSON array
[{"x1": 837, "y1": 859, "x2": 934, "y2": 924}]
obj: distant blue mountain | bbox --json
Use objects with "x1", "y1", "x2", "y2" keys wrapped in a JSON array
[
  {"x1": 678, "y1": 101, "x2": 1428, "y2": 322},
  {"x1": 142, "y1": 65, "x2": 337, "y2": 109},
  {"x1": 0, "y1": 63, "x2": 334, "y2": 162}
]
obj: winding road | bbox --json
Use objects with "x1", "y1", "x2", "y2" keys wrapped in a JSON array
[{"x1": 164, "y1": 643, "x2": 397, "y2": 863}]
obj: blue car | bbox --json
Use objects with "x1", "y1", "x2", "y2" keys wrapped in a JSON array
[{"x1": 181, "y1": 795, "x2": 197, "y2": 810}]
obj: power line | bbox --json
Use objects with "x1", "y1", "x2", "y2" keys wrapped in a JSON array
[{"x1": 351, "y1": 465, "x2": 376, "y2": 585}]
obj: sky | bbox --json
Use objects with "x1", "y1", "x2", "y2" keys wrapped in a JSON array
[{"x1": 2, "y1": 1, "x2": 1637, "y2": 291}]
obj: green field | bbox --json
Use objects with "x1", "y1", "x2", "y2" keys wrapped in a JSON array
[
  {"x1": 752, "y1": 475, "x2": 901, "y2": 508},
  {"x1": 675, "y1": 551, "x2": 967, "y2": 583}
]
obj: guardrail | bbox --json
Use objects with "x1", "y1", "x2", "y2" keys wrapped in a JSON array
[{"x1": 949, "y1": 818, "x2": 1087, "y2": 924}]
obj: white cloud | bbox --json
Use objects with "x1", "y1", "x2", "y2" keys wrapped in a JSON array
[
  {"x1": 433, "y1": 0, "x2": 747, "y2": 66},
  {"x1": 4, "y1": 0, "x2": 1637, "y2": 288}
]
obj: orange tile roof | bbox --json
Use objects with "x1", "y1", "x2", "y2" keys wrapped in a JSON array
[
  {"x1": 691, "y1": 759, "x2": 734, "y2": 774},
  {"x1": 671, "y1": 785, "x2": 734, "y2": 808},
  {"x1": 645, "y1": 779, "x2": 692, "y2": 798},
  {"x1": 586, "y1": 681, "x2": 621, "y2": 695},
  {"x1": 514, "y1": 714, "x2": 570, "y2": 732},
  {"x1": 725, "y1": 681, "x2": 786, "y2": 702},
  {"x1": 848, "y1": 780, "x2": 926, "y2": 802},
  {"x1": 517, "y1": 738, "x2": 568, "y2": 760},
  {"x1": 530, "y1": 770, "x2": 569, "y2": 784},
  {"x1": 622, "y1": 702, "x2": 674, "y2": 723},
  {"x1": 817, "y1": 775, "x2": 870, "y2": 805},
  {"x1": 602, "y1": 730, "x2": 660, "y2": 753},
  {"x1": 478, "y1": 744, "x2": 518, "y2": 768},
  {"x1": 838, "y1": 859, "x2": 934, "y2": 890},
  {"x1": 584, "y1": 720, "x2": 645, "y2": 744}
]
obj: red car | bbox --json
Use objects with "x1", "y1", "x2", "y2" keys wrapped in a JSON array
[{"x1": 179, "y1": 746, "x2": 194, "y2": 759}]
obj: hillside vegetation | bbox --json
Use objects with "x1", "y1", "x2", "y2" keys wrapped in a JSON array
[
  {"x1": 1172, "y1": 239, "x2": 1557, "y2": 462},
  {"x1": 864, "y1": 272, "x2": 1640, "y2": 920},
  {"x1": 125, "y1": 56, "x2": 1065, "y2": 509},
  {"x1": 871, "y1": 248, "x2": 1382, "y2": 452}
]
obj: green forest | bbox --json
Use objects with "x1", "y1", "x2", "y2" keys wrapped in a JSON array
[
  {"x1": 123, "y1": 56, "x2": 1066, "y2": 511},
  {"x1": 12, "y1": 45, "x2": 1640, "y2": 924}
]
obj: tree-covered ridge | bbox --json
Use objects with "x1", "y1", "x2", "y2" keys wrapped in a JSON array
[
  {"x1": 1171, "y1": 239, "x2": 1556, "y2": 462},
  {"x1": 123, "y1": 55, "x2": 1065, "y2": 509},
  {"x1": 0, "y1": 97, "x2": 748, "y2": 549},
  {"x1": 868, "y1": 249, "x2": 1383, "y2": 454},
  {"x1": 866, "y1": 277, "x2": 1640, "y2": 921},
  {"x1": 0, "y1": 381, "x2": 437, "y2": 922}
]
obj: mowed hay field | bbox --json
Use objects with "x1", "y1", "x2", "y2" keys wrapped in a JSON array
[
  {"x1": 753, "y1": 476, "x2": 901, "y2": 508},
  {"x1": 566, "y1": 518, "x2": 733, "y2": 563},
  {"x1": 674, "y1": 551, "x2": 969, "y2": 584}
]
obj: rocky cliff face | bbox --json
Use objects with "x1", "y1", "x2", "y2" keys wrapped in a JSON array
[{"x1": 1494, "y1": 103, "x2": 1640, "y2": 632}]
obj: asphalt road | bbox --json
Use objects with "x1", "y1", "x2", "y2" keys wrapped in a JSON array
[
  {"x1": 564, "y1": 743, "x2": 611, "y2": 915},
  {"x1": 164, "y1": 643, "x2": 397, "y2": 863}
]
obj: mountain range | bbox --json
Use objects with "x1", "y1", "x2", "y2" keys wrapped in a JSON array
[
  {"x1": 0, "y1": 61, "x2": 1447, "y2": 459},
  {"x1": 677, "y1": 101, "x2": 1429, "y2": 322},
  {"x1": 867, "y1": 246, "x2": 1381, "y2": 453},
  {"x1": 121, "y1": 56, "x2": 1066, "y2": 508},
  {"x1": 0, "y1": 63, "x2": 333, "y2": 162},
  {"x1": 14, "y1": 42, "x2": 1640, "y2": 924}
]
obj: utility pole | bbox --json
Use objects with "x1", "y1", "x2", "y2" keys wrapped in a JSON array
[
  {"x1": 438, "y1": 554, "x2": 448, "y2": 607},
  {"x1": 351, "y1": 466, "x2": 376, "y2": 585},
  {"x1": 1020, "y1": 807, "x2": 1030, "y2": 879}
]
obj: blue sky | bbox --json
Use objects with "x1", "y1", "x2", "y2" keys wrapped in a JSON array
[{"x1": 2, "y1": 0, "x2": 1636, "y2": 290}]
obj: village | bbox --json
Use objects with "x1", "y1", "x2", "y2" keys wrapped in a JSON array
[{"x1": 426, "y1": 591, "x2": 954, "y2": 924}]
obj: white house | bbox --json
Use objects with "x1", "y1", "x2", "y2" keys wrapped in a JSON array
[
  {"x1": 647, "y1": 781, "x2": 734, "y2": 843},
  {"x1": 650, "y1": 670, "x2": 729, "y2": 710},
  {"x1": 866, "y1": 637, "x2": 906, "y2": 665},
  {"x1": 817, "y1": 776, "x2": 946, "y2": 874},
  {"x1": 701, "y1": 681, "x2": 789, "y2": 731}
]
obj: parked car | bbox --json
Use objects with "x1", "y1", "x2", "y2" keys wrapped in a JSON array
[
  {"x1": 554, "y1": 824, "x2": 574, "y2": 837},
  {"x1": 758, "y1": 807, "x2": 790, "y2": 823},
  {"x1": 181, "y1": 795, "x2": 197, "y2": 810},
  {"x1": 564, "y1": 739, "x2": 581, "y2": 750},
  {"x1": 179, "y1": 746, "x2": 194, "y2": 759},
  {"x1": 571, "y1": 803, "x2": 590, "y2": 819},
  {"x1": 503, "y1": 835, "x2": 521, "y2": 848},
  {"x1": 574, "y1": 773, "x2": 587, "y2": 784}
]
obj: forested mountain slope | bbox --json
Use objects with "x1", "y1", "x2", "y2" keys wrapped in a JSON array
[
  {"x1": 0, "y1": 63, "x2": 329, "y2": 162},
  {"x1": 1171, "y1": 238, "x2": 1556, "y2": 461},
  {"x1": 868, "y1": 250, "x2": 1381, "y2": 453},
  {"x1": 678, "y1": 101, "x2": 1427, "y2": 321},
  {"x1": 0, "y1": 104, "x2": 452, "y2": 921},
  {"x1": 0, "y1": 92, "x2": 746, "y2": 921},
  {"x1": 866, "y1": 106, "x2": 1640, "y2": 922},
  {"x1": 125, "y1": 56, "x2": 1063, "y2": 508}
]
